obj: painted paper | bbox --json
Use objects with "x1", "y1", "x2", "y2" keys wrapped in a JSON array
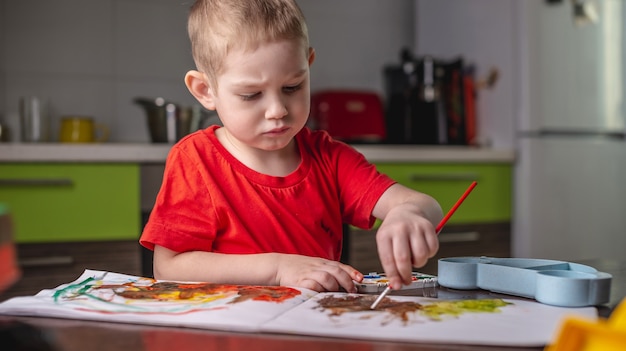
[
  {"x1": 0, "y1": 270, "x2": 315, "y2": 332},
  {"x1": 0, "y1": 269, "x2": 598, "y2": 346}
]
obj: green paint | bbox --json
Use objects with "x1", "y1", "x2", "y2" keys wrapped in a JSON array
[
  {"x1": 421, "y1": 299, "x2": 512, "y2": 320},
  {"x1": 54, "y1": 277, "x2": 95, "y2": 302}
]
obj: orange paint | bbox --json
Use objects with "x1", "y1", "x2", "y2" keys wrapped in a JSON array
[{"x1": 93, "y1": 281, "x2": 301, "y2": 304}]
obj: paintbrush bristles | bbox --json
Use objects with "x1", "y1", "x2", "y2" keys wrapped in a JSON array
[{"x1": 369, "y1": 286, "x2": 391, "y2": 310}]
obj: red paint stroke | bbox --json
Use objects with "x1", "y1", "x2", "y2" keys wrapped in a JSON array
[{"x1": 93, "y1": 281, "x2": 301, "y2": 304}]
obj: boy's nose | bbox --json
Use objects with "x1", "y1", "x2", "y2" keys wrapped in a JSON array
[{"x1": 265, "y1": 96, "x2": 288, "y2": 119}]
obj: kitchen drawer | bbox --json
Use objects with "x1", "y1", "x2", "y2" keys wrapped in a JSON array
[
  {"x1": 0, "y1": 240, "x2": 141, "y2": 300},
  {"x1": 0, "y1": 163, "x2": 140, "y2": 243},
  {"x1": 375, "y1": 163, "x2": 512, "y2": 223},
  {"x1": 347, "y1": 222, "x2": 510, "y2": 276}
]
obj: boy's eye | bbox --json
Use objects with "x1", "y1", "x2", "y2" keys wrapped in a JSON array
[
  {"x1": 283, "y1": 84, "x2": 302, "y2": 94},
  {"x1": 240, "y1": 93, "x2": 260, "y2": 101},
  {"x1": 238, "y1": 83, "x2": 303, "y2": 101}
]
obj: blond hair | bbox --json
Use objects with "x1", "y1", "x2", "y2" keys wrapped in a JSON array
[{"x1": 188, "y1": 0, "x2": 309, "y2": 86}]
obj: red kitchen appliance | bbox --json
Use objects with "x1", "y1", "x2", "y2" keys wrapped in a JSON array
[{"x1": 310, "y1": 90, "x2": 386, "y2": 143}]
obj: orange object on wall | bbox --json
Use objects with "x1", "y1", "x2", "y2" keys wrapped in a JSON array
[{"x1": 0, "y1": 205, "x2": 20, "y2": 293}]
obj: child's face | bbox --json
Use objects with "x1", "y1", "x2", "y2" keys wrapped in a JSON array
[{"x1": 210, "y1": 39, "x2": 314, "y2": 152}]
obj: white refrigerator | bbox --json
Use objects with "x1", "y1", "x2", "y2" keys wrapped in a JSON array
[{"x1": 513, "y1": 0, "x2": 626, "y2": 261}]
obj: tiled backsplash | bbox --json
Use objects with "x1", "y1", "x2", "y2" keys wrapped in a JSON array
[
  {"x1": 0, "y1": 0, "x2": 196, "y2": 143},
  {"x1": 0, "y1": 0, "x2": 414, "y2": 143}
]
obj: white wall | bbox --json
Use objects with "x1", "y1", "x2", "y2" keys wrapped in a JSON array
[
  {"x1": 0, "y1": 0, "x2": 415, "y2": 143},
  {"x1": 299, "y1": 0, "x2": 414, "y2": 95},
  {"x1": 415, "y1": 0, "x2": 517, "y2": 149}
]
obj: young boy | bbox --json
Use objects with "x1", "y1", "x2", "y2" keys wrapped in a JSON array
[{"x1": 140, "y1": 0, "x2": 443, "y2": 293}]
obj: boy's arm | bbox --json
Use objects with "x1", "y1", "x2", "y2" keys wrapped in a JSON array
[
  {"x1": 153, "y1": 245, "x2": 363, "y2": 293},
  {"x1": 371, "y1": 183, "x2": 443, "y2": 290}
]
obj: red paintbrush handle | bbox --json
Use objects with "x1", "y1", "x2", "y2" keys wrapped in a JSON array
[{"x1": 436, "y1": 181, "x2": 478, "y2": 234}]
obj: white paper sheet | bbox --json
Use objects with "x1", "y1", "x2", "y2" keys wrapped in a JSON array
[{"x1": 0, "y1": 270, "x2": 598, "y2": 346}]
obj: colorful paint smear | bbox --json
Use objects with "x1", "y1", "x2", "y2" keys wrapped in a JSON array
[
  {"x1": 315, "y1": 295, "x2": 512, "y2": 325},
  {"x1": 52, "y1": 274, "x2": 302, "y2": 314},
  {"x1": 49, "y1": 272, "x2": 509, "y2": 326}
]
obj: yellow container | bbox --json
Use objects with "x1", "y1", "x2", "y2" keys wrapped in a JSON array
[
  {"x1": 59, "y1": 116, "x2": 109, "y2": 143},
  {"x1": 546, "y1": 298, "x2": 626, "y2": 350}
]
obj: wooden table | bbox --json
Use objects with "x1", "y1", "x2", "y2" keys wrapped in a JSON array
[{"x1": 1, "y1": 259, "x2": 624, "y2": 351}]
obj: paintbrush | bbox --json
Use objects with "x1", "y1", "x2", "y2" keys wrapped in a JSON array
[
  {"x1": 369, "y1": 181, "x2": 478, "y2": 310},
  {"x1": 369, "y1": 285, "x2": 391, "y2": 309}
]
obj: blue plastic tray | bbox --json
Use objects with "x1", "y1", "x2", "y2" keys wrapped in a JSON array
[{"x1": 437, "y1": 257, "x2": 612, "y2": 307}]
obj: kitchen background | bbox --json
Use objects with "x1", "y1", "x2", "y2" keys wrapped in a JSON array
[
  {"x1": 0, "y1": 0, "x2": 515, "y2": 149},
  {"x1": 3, "y1": 0, "x2": 623, "y2": 264}
]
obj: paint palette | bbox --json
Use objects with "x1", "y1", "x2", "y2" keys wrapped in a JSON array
[
  {"x1": 437, "y1": 257, "x2": 612, "y2": 307},
  {"x1": 354, "y1": 272, "x2": 437, "y2": 293}
]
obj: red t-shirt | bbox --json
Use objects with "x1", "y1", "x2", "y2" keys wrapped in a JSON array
[{"x1": 140, "y1": 126, "x2": 395, "y2": 261}]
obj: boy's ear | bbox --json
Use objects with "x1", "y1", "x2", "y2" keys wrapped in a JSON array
[{"x1": 184, "y1": 70, "x2": 216, "y2": 110}]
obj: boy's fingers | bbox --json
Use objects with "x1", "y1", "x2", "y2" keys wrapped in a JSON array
[
  {"x1": 332, "y1": 263, "x2": 360, "y2": 293},
  {"x1": 298, "y1": 279, "x2": 325, "y2": 292},
  {"x1": 376, "y1": 236, "x2": 399, "y2": 287},
  {"x1": 380, "y1": 255, "x2": 404, "y2": 289},
  {"x1": 392, "y1": 240, "x2": 413, "y2": 285},
  {"x1": 337, "y1": 264, "x2": 361, "y2": 293}
]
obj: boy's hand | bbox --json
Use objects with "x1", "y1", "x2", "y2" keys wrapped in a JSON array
[
  {"x1": 375, "y1": 202, "x2": 439, "y2": 290},
  {"x1": 275, "y1": 254, "x2": 363, "y2": 293}
]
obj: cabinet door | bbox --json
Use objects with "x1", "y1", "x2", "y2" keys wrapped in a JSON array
[
  {"x1": 0, "y1": 164, "x2": 140, "y2": 243},
  {"x1": 375, "y1": 163, "x2": 512, "y2": 223}
]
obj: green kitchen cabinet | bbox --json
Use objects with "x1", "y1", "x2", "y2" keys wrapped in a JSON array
[
  {"x1": 347, "y1": 162, "x2": 512, "y2": 275},
  {"x1": 0, "y1": 163, "x2": 143, "y2": 300},
  {"x1": 0, "y1": 163, "x2": 141, "y2": 243},
  {"x1": 376, "y1": 163, "x2": 512, "y2": 223}
]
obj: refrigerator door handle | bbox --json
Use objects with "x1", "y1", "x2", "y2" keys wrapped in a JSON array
[{"x1": 518, "y1": 129, "x2": 625, "y2": 140}]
